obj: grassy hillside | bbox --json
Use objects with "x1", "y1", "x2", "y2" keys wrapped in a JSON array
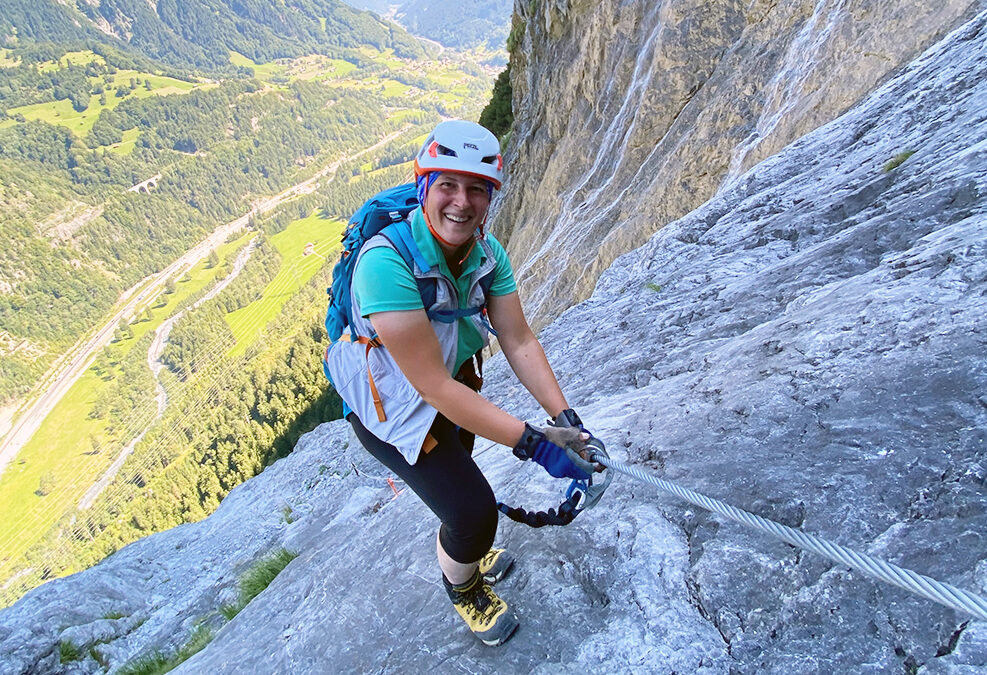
[
  {"x1": 0, "y1": 51, "x2": 207, "y2": 137},
  {"x1": 0, "y1": 234, "x2": 252, "y2": 578},
  {"x1": 0, "y1": 42, "x2": 495, "y2": 405},
  {"x1": 0, "y1": 204, "x2": 340, "y2": 604},
  {"x1": 225, "y1": 213, "x2": 346, "y2": 358},
  {"x1": 0, "y1": 24, "x2": 499, "y2": 604},
  {"x1": 0, "y1": 0, "x2": 426, "y2": 72}
]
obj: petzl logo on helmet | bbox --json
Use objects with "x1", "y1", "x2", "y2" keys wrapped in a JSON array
[{"x1": 463, "y1": 142, "x2": 479, "y2": 150}]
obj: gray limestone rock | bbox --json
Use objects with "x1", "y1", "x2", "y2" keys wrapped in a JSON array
[
  {"x1": 494, "y1": 0, "x2": 978, "y2": 331},
  {"x1": 2, "y1": 5, "x2": 987, "y2": 675}
]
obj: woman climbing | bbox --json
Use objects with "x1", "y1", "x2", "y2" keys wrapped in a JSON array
[{"x1": 325, "y1": 120, "x2": 602, "y2": 646}]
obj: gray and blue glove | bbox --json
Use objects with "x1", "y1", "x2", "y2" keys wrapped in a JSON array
[
  {"x1": 512, "y1": 423, "x2": 594, "y2": 481},
  {"x1": 551, "y1": 408, "x2": 613, "y2": 513},
  {"x1": 553, "y1": 408, "x2": 606, "y2": 473}
]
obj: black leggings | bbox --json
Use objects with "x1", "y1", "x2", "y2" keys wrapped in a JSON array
[{"x1": 347, "y1": 413, "x2": 498, "y2": 564}]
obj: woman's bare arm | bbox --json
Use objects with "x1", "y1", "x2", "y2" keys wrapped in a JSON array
[
  {"x1": 486, "y1": 292, "x2": 568, "y2": 418},
  {"x1": 370, "y1": 309, "x2": 525, "y2": 446}
]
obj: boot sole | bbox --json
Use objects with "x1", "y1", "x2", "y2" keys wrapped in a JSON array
[{"x1": 479, "y1": 618, "x2": 519, "y2": 646}]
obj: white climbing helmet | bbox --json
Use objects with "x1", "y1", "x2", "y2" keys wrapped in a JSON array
[{"x1": 414, "y1": 120, "x2": 503, "y2": 189}]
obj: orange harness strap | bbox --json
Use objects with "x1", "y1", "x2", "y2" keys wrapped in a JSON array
[
  {"x1": 339, "y1": 334, "x2": 386, "y2": 422},
  {"x1": 337, "y1": 334, "x2": 440, "y2": 452}
]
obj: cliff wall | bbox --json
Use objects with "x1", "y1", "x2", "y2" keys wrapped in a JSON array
[
  {"x1": 1, "y1": 7, "x2": 985, "y2": 672},
  {"x1": 494, "y1": 0, "x2": 977, "y2": 328}
]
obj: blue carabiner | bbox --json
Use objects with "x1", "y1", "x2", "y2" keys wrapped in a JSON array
[{"x1": 565, "y1": 478, "x2": 589, "y2": 513}]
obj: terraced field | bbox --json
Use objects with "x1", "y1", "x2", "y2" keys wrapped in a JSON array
[{"x1": 226, "y1": 213, "x2": 345, "y2": 358}]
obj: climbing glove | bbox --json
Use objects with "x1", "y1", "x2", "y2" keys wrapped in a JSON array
[
  {"x1": 512, "y1": 423, "x2": 594, "y2": 481},
  {"x1": 552, "y1": 408, "x2": 605, "y2": 473}
]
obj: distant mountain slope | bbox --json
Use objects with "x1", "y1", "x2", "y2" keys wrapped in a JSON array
[
  {"x1": 0, "y1": 0, "x2": 424, "y2": 71},
  {"x1": 338, "y1": 0, "x2": 512, "y2": 49},
  {"x1": 398, "y1": 0, "x2": 510, "y2": 49}
]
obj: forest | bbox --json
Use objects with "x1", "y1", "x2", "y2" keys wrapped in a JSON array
[
  {"x1": 0, "y1": 0, "x2": 507, "y2": 605},
  {"x1": 16, "y1": 259, "x2": 344, "y2": 594},
  {"x1": 0, "y1": 46, "x2": 464, "y2": 403}
]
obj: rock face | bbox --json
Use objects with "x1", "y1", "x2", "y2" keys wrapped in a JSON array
[
  {"x1": 2, "y1": 6, "x2": 987, "y2": 675},
  {"x1": 494, "y1": 0, "x2": 978, "y2": 329}
]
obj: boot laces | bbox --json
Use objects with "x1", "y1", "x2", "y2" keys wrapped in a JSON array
[{"x1": 463, "y1": 583, "x2": 503, "y2": 622}]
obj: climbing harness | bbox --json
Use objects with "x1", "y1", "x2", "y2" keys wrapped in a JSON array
[{"x1": 590, "y1": 452, "x2": 987, "y2": 621}]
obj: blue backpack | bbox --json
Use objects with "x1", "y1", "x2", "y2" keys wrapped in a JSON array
[
  {"x1": 324, "y1": 183, "x2": 420, "y2": 344},
  {"x1": 323, "y1": 183, "x2": 496, "y2": 384}
]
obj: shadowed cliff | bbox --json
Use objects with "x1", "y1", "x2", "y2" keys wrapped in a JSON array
[{"x1": 493, "y1": 0, "x2": 979, "y2": 330}]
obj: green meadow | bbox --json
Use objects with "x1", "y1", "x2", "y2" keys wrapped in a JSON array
[
  {"x1": 435, "y1": 91, "x2": 464, "y2": 106},
  {"x1": 379, "y1": 79, "x2": 411, "y2": 97},
  {"x1": 35, "y1": 50, "x2": 106, "y2": 72},
  {"x1": 282, "y1": 55, "x2": 358, "y2": 82},
  {"x1": 106, "y1": 127, "x2": 141, "y2": 156},
  {"x1": 225, "y1": 212, "x2": 345, "y2": 358},
  {"x1": 387, "y1": 109, "x2": 423, "y2": 122},
  {"x1": 358, "y1": 47, "x2": 407, "y2": 69},
  {"x1": 358, "y1": 159, "x2": 413, "y2": 181},
  {"x1": 425, "y1": 67, "x2": 463, "y2": 87},
  {"x1": 0, "y1": 234, "x2": 253, "y2": 582},
  {"x1": 1, "y1": 58, "x2": 204, "y2": 137},
  {"x1": 229, "y1": 51, "x2": 286, "y2": 81}
]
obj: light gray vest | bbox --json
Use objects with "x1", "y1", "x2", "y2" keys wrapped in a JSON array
[{"x1": 324, "y1": 230, "x2": 497, "y2": 464}]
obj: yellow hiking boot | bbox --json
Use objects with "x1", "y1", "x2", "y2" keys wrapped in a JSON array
[
  {"x1": 443, "y1": 569, "x2": 519, "y2": 646},
  {"x1": 478, "y1": 547, "x2": 515, "y2": 585}
]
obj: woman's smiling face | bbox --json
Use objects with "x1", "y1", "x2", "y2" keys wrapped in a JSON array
[{"x1": 424, "y1": 172, "x2": 492, "y2": 248}]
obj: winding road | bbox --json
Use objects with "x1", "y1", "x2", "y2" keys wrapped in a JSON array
[
  {"x1": 0, "y1": 128, "x2": 407, "y2": 479},
  {"x1": 76, "y1": 237, "x2": 259, "y2": 510}
]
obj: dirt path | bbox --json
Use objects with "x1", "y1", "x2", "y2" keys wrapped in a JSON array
[{"x1": 0, "y1": 127, "x2": 406, "y2": 479}]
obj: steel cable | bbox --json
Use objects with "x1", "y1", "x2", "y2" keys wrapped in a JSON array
[{"x1": 591, "y1": 453, "x2": 987, "y2": 621}]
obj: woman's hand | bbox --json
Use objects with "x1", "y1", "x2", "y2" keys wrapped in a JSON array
[{"x1": 512, "y1": 423, "x2": 594, "y2": 480}]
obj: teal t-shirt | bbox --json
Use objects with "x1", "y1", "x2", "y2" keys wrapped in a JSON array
[{"x1": 352, "y1": 208, "x2": 516, "y2": 372}]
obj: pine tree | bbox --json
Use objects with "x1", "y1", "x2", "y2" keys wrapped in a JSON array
[{"x1": 116, "y1": 317, "x2": 133, "y2": 340}]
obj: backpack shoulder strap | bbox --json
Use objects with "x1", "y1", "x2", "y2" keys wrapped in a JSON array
[
  {"x1": 378, "y1": 223, "x2": 498, "y2": 326},
  {"x1": 380, "y1": 220, "x2": 430, "y2": 274},
  {"x1": 475, "y1": 239, "x2": 499, "y2": 309},
  {"x1": 478, "y1": 267, "x2": 496, "y2": 299},
  {"x1": 379, "y1": 221, "x2": 439, "y2": 311}
]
